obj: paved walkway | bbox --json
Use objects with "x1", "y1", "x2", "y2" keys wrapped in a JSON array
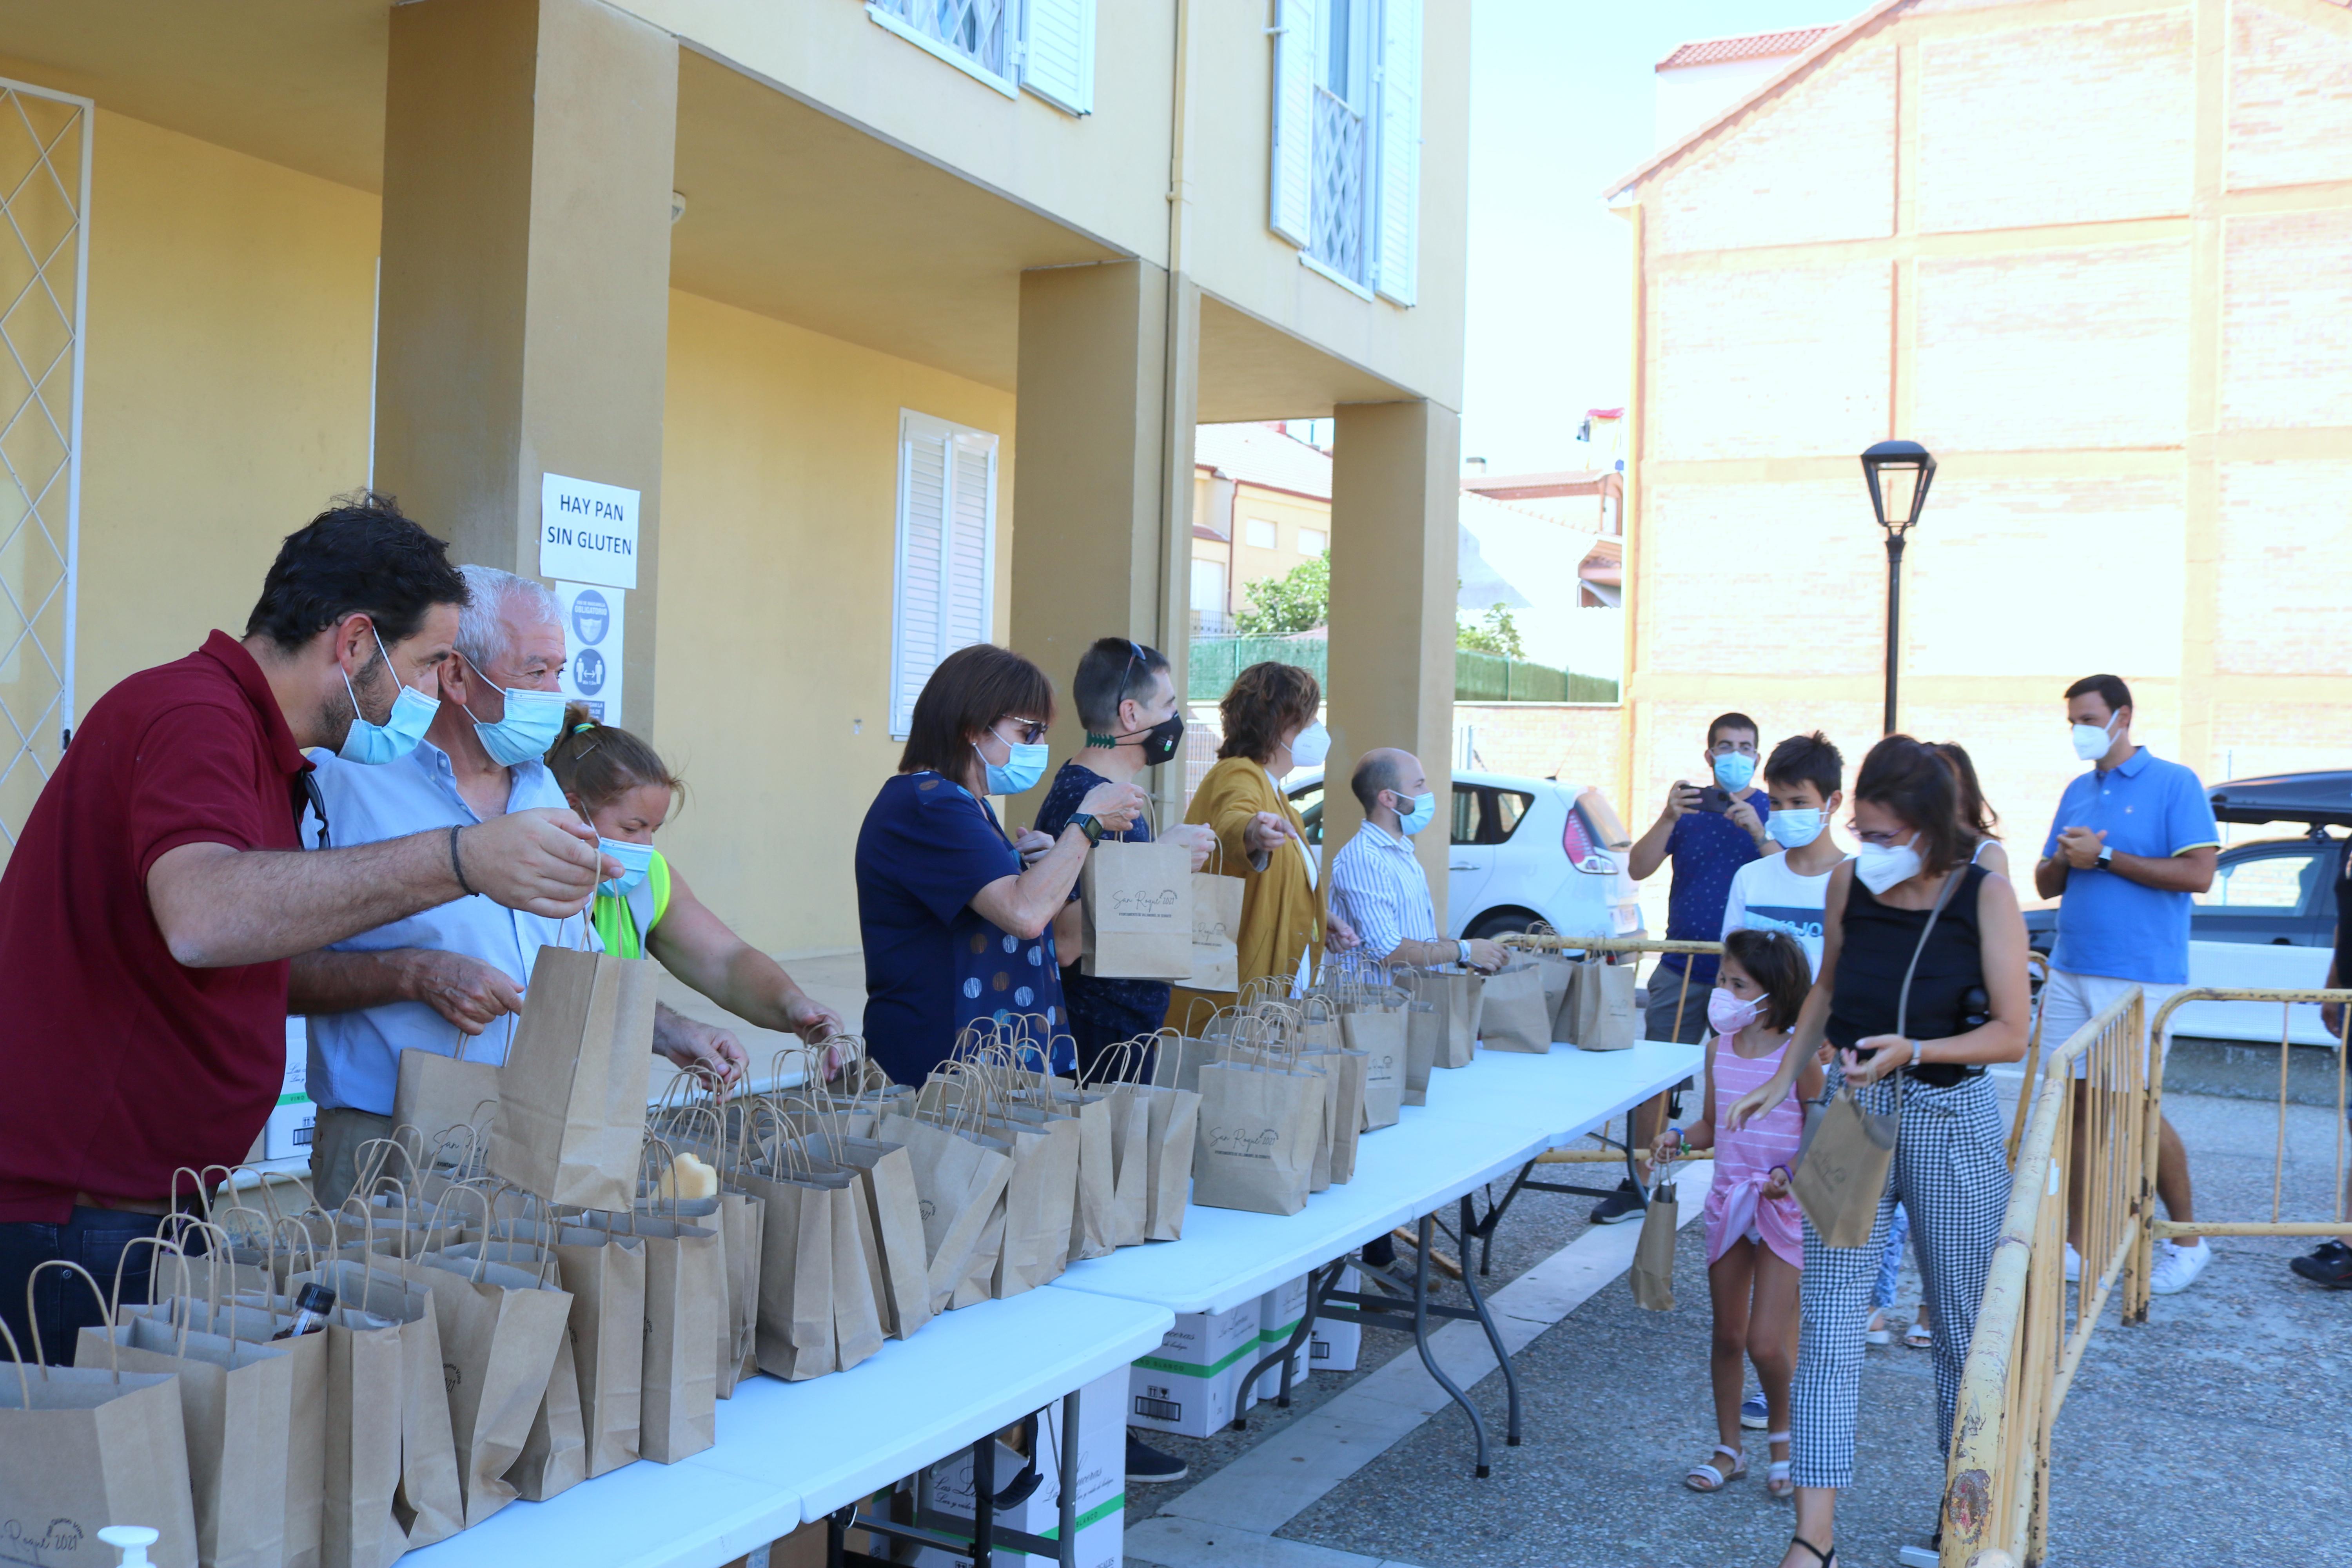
[{"x1": 1124, "y1": 1082, "x2": 2347, "y2": 1568}]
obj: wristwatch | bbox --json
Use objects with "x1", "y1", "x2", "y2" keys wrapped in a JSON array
[
  {"x1": 1457, "y1": 939, "x2": 1473, "y2": 967},
  {"x1": 2095, "y1": 845, "x2": 2114, "y2": 869},
  {"x1": 1072, "y1": 813, "x2": 1106, "y2": 847}
]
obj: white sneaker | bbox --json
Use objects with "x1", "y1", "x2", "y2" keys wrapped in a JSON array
[
  {"x1": 2063, "y1": 1244, "x2": 2082, "y2": 1283},
  {"x1": 2148, "y1": 1238, "x2": 2211, "y2": 1296}
]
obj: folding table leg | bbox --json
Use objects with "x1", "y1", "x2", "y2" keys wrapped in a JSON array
[
  {"x1": 1458, "y1": 1192, "x2": 1522, "y2": 1447},
  {"x1": 971, "y1": 1431, "x2": 996, "y2": 1568},
  {"x1": 1230, "y1": 1259, "x2": 1345, "y2": 1428},
  {"x1": 1056, "y1": 1388, "x2": 1080, "y2": 1568},
  {"x1": 1412, "y1": 1212, "x2": 1491, "y2": 1477}
]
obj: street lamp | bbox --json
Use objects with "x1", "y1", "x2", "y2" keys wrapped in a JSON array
[{"x1": 1859, "y1": 439, "x2": 1936, "y2": 735}]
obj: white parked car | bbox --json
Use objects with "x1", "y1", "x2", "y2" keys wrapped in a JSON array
[{"x1": 1283, "y1": 768, "x2": 1642, "y2": 944}]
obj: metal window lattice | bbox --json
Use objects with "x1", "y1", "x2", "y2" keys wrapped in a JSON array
[
  {"x1": 1309, "y1": 85, "x2": 1366, "y2": 283},
  {"x1": 0, "y1": 82, "x2": 86, "y2": 855},
  {"x1": 874, "y1": 0, "x2": 1009, "y2": 78}
]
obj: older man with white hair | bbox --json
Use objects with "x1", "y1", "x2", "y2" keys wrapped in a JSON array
[{"x1": 291, "y1": 564, "x2": 743, "y2": 1206}]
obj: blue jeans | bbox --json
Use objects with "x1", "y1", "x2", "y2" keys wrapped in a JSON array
[
  {"x1": 0, "y1": 1210, "x2": 183, "y2": 1365},
  {"x1": 1872, "y1": 1202, "x2": 1912, "y2": 1311}
]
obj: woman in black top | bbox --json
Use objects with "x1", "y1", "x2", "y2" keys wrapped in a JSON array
[
  {"x1": 1728, "y1": 737, "x2": 2031, "y2": 1568},
  {"x1": 2294, "y1": 851, "x2": 2352, "y2": 1286}
]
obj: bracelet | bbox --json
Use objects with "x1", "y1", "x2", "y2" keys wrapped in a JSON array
[{"x1": 448, "y1": 825, "x2": 478, "y2": 897}]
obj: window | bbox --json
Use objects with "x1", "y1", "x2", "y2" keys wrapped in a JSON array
[
  {"x1": 2196, "y1": 849, "x2": 2324, "y2": 914},
  {"x1": 1269, "y1": 0, "x2": 1421, "y2": 303},
  {"x1": 1298, "y1": 528, "x2": 1327, "y2": 556},
  {"x1": 890, "y1": 410, "x2": 998, "y2": 739},
  {"x1": 1450, "y1": 785, "x2": 1535, "y2": 846},
  {"x1": 865, "y1": 0, "x2": 1096, "y2": 113},
  {"x1": 1190, "y1": 557, "x2": 1230, "y2": 635},
  {"x1": 1246, "y1": 518, "x2": 1279, "y2": 550}
]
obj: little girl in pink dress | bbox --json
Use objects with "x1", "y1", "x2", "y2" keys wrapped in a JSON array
[{"x1": 1651, "y1": 928, "x2": 1821, "y2": 1499}]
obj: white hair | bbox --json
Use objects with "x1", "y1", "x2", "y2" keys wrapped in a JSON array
[{"x1": 455, "y1": 564, "x2": 560, "y2": 674}]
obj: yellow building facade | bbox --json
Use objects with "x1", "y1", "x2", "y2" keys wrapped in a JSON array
[{"x1": 0, "y1": 0, "x2": 1472, "y2": 951}]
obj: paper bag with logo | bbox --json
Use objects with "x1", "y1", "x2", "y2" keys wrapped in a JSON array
[
  {"x1": 803, "y1": 1127, "x2": 930, "y2": 1343},
  {"x1": 1342, "y1": 1005, "x2": 1406, "y2": 1130},
  {"x1": 1131, "y1": 1034, "x2": 1204, "y2": 1241},
  {"x1": 1630, "y1": 1174, "x2": 1678, "y2": 1311},
  {"x1": 1078, "y1": 1038, "x2": 1156, "y2": 1247},
  {"x1": 3, "y1": 1267, "x2": 200, "y2": 1568},
  {"x1": 1188, "y1": 846, "x2": 1245, "y2": 992},
  {"x1": 1570, "y1": 958, "x2": 1639, "y2": 1052},
  {"x1": 1316, "y1": 1045, "x2": 1368, "y2": 1183},
  {"x1": 393, "y1": 1025, "x2": 503, "y2": 1155},
  {"x1": 466, "y1": 1220, "x2": 644, "y2": 1481},
  {"x1": 1081, "y1": 836, "x2": 1194, "y2": 980},
  {"x1": 582, "y1": 1209, "x2": 721, "y2": 1463},
  {"x1": 1403, "y1": 967, "x2": 1482, "y2": 1070},
  {"x1": 1189, "y1": 1028, "x2": 1322, "y2": 1216},
  {"x1": 1475, "y1": 960, "x2": 1553, "y2": 1054},
  {"x1": 489, "y1": 942, "x2": 658, "y2": 1208}
]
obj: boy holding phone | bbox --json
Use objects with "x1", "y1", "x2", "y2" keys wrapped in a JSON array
[{"x1": 1599, "y1": 712, "x2": 1775, "y2": 1223}]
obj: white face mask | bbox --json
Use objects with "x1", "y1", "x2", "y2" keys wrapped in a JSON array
[
  {"x1": 2070, "y1": 713, "x2": 2119, "y2": 762},
  {"x1": 1287, "y1": 721, "x2": 1330, "y2": 771},
  {"x1": 1854, "y1": 834, "x2": 1924, "y2": 895}
]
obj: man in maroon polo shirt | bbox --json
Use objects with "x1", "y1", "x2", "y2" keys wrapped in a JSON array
[{"x1": 0, "y1": 494, "x2": 613, "y2": 1360}]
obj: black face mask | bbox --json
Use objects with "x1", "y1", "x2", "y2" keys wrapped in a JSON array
[{"x1": 1126, "y1": 709, "x2": 1185, "y2": 767}]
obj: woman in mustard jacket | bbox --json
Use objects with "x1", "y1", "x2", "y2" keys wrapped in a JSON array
[{"x1": 1166, "y1": 661, "x2": 1357, "y2": 1027}]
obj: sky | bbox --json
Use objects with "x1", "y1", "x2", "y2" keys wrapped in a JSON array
[{"x1": 1456, "y1": 0, "x2": 1857, "y2": 475}]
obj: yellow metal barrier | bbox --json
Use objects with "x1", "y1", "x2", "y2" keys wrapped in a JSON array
[
  {"x1": 1945, "y1": 984, "x2": 2352, "y2": 1566},
  {"x1": 2126, "y1": 987, "x2": 2352, "y2": 1324}
]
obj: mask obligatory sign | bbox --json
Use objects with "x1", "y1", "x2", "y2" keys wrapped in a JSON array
[{"x1": 555, "y1": 581, "x2": 626, "y2": 725}]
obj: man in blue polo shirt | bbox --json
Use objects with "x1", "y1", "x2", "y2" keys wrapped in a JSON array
[{"x1": 2034, "y1": 673, "x2": 2220, "y2": 1295}]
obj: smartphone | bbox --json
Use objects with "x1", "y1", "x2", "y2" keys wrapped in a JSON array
[{"x1": 1694, "y1": 786, "x2": 1734, "y2": 814}]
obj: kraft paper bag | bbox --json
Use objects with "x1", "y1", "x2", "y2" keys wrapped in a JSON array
[
  {"x1": 604, "y1": 1215, "x2": 722, "y2": 1462},
  {"x1": 198, "y1": 1296, "x2": 330, "y2": 1568},
  {"x1": 1344, "y1": 1009, "x2": 1406, "y2": 1130},
  {"x1": 392, "y1": 1029, "x2": 503, "y2": 1153},
  {"x1": 1101, "y1": 1084, "x2": 1153, "y2": 1246},
  {"x1": 1571, "y1": 959, "x2": 1640, "y2": 1052},
  {"x1": 390, "y1": 1247, "x2": 573, "y2": 1529},
  {"x1": 438, "y1": 1240, "x2": 591, "y2": 1502},
  {"x1": 1080, "y1": 837, "x2": 1194, "y2": 979},
  {"x1": 77, "y1": 1284, "x2": 296, "y2": 1568},
  {"x1": 827, "y1": 1183, "x2": 887, "y2": 1374},
  {"x1": 981, "y1": 1115, "x2": 1072, "y2": 1297},
  {"x1": 1476, "y1": 960, "x2": 1553, "y2": 1054},
  {"x1": 1401, "y1": 998, "x2": 1440, "y2": 1106},
  {"x1": 1631, "y1": 1177, "x2": 1679, "y2": 1311},
  {"x1": 1037, "y1": 1089, "x2": 1116, "y2": 1263},
  {"x1": 1187, "y1": 866, "x2": 1245, "y2": 993},
  {"x1": 1549, "y1": 954, "x2": 1583, "y2": 1043},
  {"x1": 1531, "y1": 948, "x2": 1577, "y2": 1035},
  {"x1": 1323, "y1": 1049, "x2": 1368, "y2": 1184},
  {"x1": 1190, "y1": 1056, "x2": 1322, "y2": 1216},
  {"x1": 1142, "y1": 1081, "x2": 1201, "y2": 1241},
  {"x1": 715, "y1": 1190, "x2": 766, "y2": 1390},
  {"x1": 807, "y1": 1134, "x2": 932, "y2": 1341},
  {"x1": 2, "y1": 1283, "x2": 200, "y2": 1568},
  {"x1": 875, "y1": 1108, "x2": 1013, "y2": 1318},
  {"x1": 743, "y1": 1161, "x2": 854, "y2": 1381},
  {"x1": 1425, "y1": 968, "x2": 1485, "y2": 1068},
  {"x1": 1793, "y1": 1085, "x2": 1900, "y2": 1250},
  {"x1": 489, "y1": 945, "x2": 659, "y2": 1208},
  {"x1": 466, "y1": 1221, "x2": 648, "y2": 1481},
  {"x1": 285, "y1": 1258, "x2": 464, "y2": 1566}
]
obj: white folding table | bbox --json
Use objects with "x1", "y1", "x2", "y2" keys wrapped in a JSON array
[{"x1": 403, "y1": 1287, "x2": 1171, "y2": 1568}]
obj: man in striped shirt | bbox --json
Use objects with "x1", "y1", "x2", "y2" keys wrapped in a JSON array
[{"x1": 1330, "y1": 749, "x2": 1506, "y2": 975}]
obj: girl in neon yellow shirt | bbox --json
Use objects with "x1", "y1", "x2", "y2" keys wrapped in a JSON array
[{"x1": 546, "y1": 709, "x2": 844, "y2": 1079}]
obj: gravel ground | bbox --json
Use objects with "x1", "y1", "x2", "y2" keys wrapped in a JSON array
[{"x1": 1128, "y1": 1085, "x2": 2349, "y2": 1568}]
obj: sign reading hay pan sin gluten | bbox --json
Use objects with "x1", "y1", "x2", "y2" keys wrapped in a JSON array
[{"x1": 539, "y1": 472, "x2": 641, "y2": 590}]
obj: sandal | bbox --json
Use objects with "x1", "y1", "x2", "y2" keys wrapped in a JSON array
[
  {"x1": 1903, "y1": 1318, "x2": 1933, "y2": 1350},
  {"x1": 1765, "y1": 1431, "x2": 1793, "y2": 1499},
  {"x1": 1788, "y1": 1535, "x2": 1837, "y2": 1567},
  {"x1": 1684, "y1": 1443, "x2": 1746, "y2": 1492},
  {"x1": 1865, "y1": 1308, "x2": 1892, "y2": 1347}
]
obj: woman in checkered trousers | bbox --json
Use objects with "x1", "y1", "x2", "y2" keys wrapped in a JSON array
[{"x1": 1726, "y1": 737, "x2": 2032, "y2": 1568}]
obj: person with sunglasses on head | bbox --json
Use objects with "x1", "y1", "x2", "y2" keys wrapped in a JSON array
[
  {"x1": 0, "y1": 497, "x2": 608, "y2": 1363},
  {"x1": 855, "y1": 644, "x2": 1147, "y2": 1088},
  {"x1": 1031, "y1": 639, "x2": 1216, "y2": 1084},
  {"x1": 1724, "y1": 736, "x2": 2032, "y2": 1568}
]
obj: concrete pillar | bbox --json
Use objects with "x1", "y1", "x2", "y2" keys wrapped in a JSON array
[
  {"x1": 1326, "y1": 399, "x2": 1461, "y2": 924},
  {"x1": 1009, "y1": 260, "x2": 1199, "y2": 817},
  {"x1": 372, "y1": 0, "x2": 677, "y2": 732}
]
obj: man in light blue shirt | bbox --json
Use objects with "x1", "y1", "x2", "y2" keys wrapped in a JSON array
[
  {"x1": 2033, "y1": 673, "x2": 2220, "y2": 1295},
  {"x1": 291, "y1": 566, "x2": 742, "y2": 1205}
]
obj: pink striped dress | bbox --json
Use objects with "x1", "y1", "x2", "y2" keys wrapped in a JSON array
[{"x1": 1702, "y1": 1033, "x2": 1805, "y2": 1271}]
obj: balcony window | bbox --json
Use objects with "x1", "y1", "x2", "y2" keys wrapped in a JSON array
[
  {"x1": 1269, "y1": 0, "x2": 1420, "y2": 304},
  {"x1": 867, "y1": 0, "x2": 1095, "y2": 114}
]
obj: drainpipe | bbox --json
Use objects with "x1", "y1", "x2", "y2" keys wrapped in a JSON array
[{"x1": 1156, "y1": 0, "x2": 1200, "y2": 819}]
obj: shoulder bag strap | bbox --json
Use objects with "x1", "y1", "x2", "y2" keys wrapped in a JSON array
[{"x1": 1890, "y1": 864, "x2": 1971, "y2": 1110}]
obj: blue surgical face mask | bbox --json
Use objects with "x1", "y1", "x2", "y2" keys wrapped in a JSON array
[
  {"x1": 466, "y1": 678, "x2": 568, "y2": 768},
  {"x1": 1713, "y1": 751, "x2": 1757, "y2": 792},
  {"x1": 974, "y1": 730, "x2": 1049, "y2": 797},
  {"x1": 338, "y1": 629, "x2": 440, "y2": 766},
  {"x1": 1766, "y1": 807, "x2": 1823, "y2": 850},
  {"x1": 1395, "y1": 791, "x2": 1437, "y2": 837},
  {"x1": 597, "y1": 837, "x2": 655, "y2": 898}
]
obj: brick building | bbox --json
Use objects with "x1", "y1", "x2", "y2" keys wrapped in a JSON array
[{"x1": 1609, "y1": 0, "x2": 2352, "y2": 864}]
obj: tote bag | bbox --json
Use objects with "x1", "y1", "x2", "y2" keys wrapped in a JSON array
[
  {"x1": 489, "y1": 944, "x2": 659, "y2": 1208},
  {"x1": 1080, "y1": 837, "x2": 1195, "y2": 979}
]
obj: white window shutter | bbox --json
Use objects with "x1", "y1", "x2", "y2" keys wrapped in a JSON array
[
  {"x1": 891, "y1": 411, "x2": 999, "y2": 739},
  {"x1": 1020, "y1": 0, "x2": 1094, "y2": 115},
  {"x1": 1269, "y1": 0, "x2": 1318, "y2": 247},
  {"x1": 1374, "y1": 0, "x2": 1421, "y2": 306}
]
